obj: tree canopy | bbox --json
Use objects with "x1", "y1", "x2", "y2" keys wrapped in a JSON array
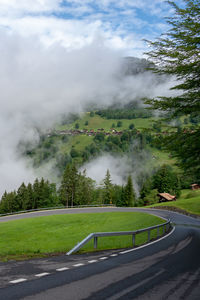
[
  {"x1": 124, "y1": 175, "x2": 135, "y2": 207},
  {"x1": 145, "y1": 0, "x2": 200, "y2": 181},
  {"x1": 145, "y1": 0, "x2": 200, "y2": 116},
  {"x1": 103, "y1": 169, "x2": 113, "y2": 204}
]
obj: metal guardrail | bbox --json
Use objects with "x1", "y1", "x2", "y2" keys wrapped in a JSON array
[
  {"x1": 66, "y1": 219, "x2": 172, "y2": 255},
  {"x1": 0, "y1": 204, "x2": 115, "y2": 218}
]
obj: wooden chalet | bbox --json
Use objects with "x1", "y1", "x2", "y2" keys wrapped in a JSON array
[
  {"x1": 157, "y1": 193, "x2": 176, "y2": 203},
  {"x1": 190, "y1": 184, "x2": 200, "y2": 190}
]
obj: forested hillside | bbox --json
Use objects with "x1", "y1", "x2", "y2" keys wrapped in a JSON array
[
  {"x1": 1, "y1": 103, "x2": 198, "y2": 214},
  {"x1": 23, "y1": 107, "x2": 178, "y2": 175}
]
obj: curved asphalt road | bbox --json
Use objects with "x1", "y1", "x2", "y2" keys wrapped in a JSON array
[{"x1": 0, "y1": 207, "x2": 200, "y2": 300}]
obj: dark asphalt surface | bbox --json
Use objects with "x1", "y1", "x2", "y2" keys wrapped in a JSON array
[{"x1": 0, "y1": 207, "x2": 200, "y2": 300}]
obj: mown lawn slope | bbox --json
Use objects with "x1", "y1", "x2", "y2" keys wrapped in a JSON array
[{"x1": 0, "y1": 212, "x2": 165, "y2": 261}]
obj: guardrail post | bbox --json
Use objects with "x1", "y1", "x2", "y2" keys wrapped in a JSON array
[
  {"x1": 148, "y1": 230, "x2": 151, "y2": 242},
  {"x1": 157, "y1": 226, "x2": 160, "y2": 238},
  {"x1": 94, "y1": 236, "x2": 98, "y2": 249},
  {"x1": 132, "y1": 234, "x2": 135, "y2": 247}
]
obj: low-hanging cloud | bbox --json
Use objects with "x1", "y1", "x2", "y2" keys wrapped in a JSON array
[
  {"x1": 0, "y1": 30, "x2": 175, "y2": 196},
  {"x1": 80, "y1": 148, "x2": 154, "y2": 198}
]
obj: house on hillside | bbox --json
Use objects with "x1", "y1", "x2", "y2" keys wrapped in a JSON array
[
  {"x1": 191, "y1": 184, "x2": 200, "y2": 190},
  {"x1": 157, "y1": 193, "x2": 176, "y2": 203}
]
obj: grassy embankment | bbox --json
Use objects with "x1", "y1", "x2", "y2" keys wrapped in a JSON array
[
  {"x1": 149, "y1": 189, "x2": 200, "y2": 216},
  {"x1": 0, "y1": 212, "x2": 165, "y2": 261}
]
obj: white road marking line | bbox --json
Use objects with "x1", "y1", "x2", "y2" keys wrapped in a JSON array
[
  {"x1": 120, "y1": 226, "x2": 176, "y2": 254},
  {"x1": 35, "y1": 272, "x2": 50, "y2": 277},
  {"x1": 56, "y1": 267, "x2": 69, "y2": 271},
  {"x1": 110, "y1": 254, "x2": 118, "y2": 257},
  {"x1": 88, "y1": 260, "x2": 98, "y2": 263},
  {"x1": 10, "y1": 278, "x2": 27, "y2": 284},
  {"x1": 99, "y1": 257, "x2": 108, "y2": 260},
  {"x1": 73, "y1": 263, "x2": 84, "y2": 267}
]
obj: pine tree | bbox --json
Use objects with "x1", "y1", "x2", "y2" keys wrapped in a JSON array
[
  {"x1": 0, "y1": 191, "x2": 8, "y2": 213},
  {"x1": 103, "y1": 169, "x2": 113, "y2": 204},
  {"x1": 26, "y1": 183, "x2": 34, "y2": 210},
  {"x1": 145, "y1": 0, "x2": 200, "y2": 180},
  {"x1": 124, "y1": 175, "x2": 135, "y2": 207},
  {"x1": 145, "y1": 0, "x2": 200, "y2": 115},
  {"x1": 115, "y1": 185, "x2": 125, "y2": 207},
  {"x1": 76, "y1": 170, "x2": 95, "y2": 205},
  {"x1": 33, "y1": 178, "x2": 40, "y2": 209},
  {"x1": 59, "y1": 164, "x2": 79, "y2": 207},
  {"x1": 0, "y1": 191, "x2": 17, "y2": 213},
  {"x1": 153, "y1": 165, "x2": 181, "y2": 196},
  {"x1": 16, "y1": 182, "x2": 29, "y2": 210}
]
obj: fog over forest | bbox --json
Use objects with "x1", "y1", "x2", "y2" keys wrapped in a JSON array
[{"x1": 0, "y1": 31, "x2": 177, "y2": 196}]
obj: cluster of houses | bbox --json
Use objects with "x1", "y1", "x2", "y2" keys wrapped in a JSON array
[
  {"x1": 48, "y1": 126, "x2": 194, "y2": 138},
  {"x1": 49, "y1": 128, "x2": 128, "y2": 137}
]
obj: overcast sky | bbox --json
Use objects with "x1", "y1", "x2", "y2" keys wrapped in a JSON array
[{"x1": 0, "y1": 0, "x2": 183, "y2": 56}]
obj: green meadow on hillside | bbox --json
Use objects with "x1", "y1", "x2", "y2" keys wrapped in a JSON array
[
  {"x1": 149, "y1": 189, "x2": 200, "y2": 216},
  {"x1": 45, "y1": 112, "x2": 177, "y2": 169},
  {"x1": 0, "y1": 212, "x2": 165, "y2": 261},
  {"x1": 56, "y1": 113, "x2": 156, "y2": 131},
  {"x1": 24, "y1": 110, "x2": 181, "y2": 188}
]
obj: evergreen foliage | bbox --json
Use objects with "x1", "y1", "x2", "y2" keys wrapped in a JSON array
[
  {"x1": 113, "y1": 185, "x2": 124, "y2": 207},
  {"x1": 59, "y1": 165, "x2": 96, "y2": 207},
  {"x1": 129, "y1": 123, "x2": 135, "y2": 129},
  {"x1": 103, "y1": 170, "x2": 113, "y2": 204},
  {"x1": 162, "y1": 128, "x2": 200, "y2": 180},
  {"x1": 139, "y1": 164, "x2": 181, "y2": 205},
  {"x1": 0, "y1": 178, "x2": 58, "y2": 214},
  {"x1": 145, "y1": 0, "x2": 200, "y2": 180},
  {"x1": 96, "y1": 108, "x2": 152, "y2": 119},
  {"x1": 59, "y1": 164, "x2": 78, "y2": 207},
  {"x1": 152, "y1": 165, "x2": 181, "y2": 197},
  {"x1": 124, "y1": 175, "x2": 135, "y2": 207},
  {"x1": 142, "y1": 189, "x2": 159, "y2": 206},
  {"x1": 75, "y1": 170, "x2": 95, "y2": 205},
  {"x1": 117, "y1": 121, "x2": 123, "y2": 127},
  {"x1": 145, "y1": 0, "x2": 200, "y2": 116},
  {"x1": 75, "y1": 123, "x2": 79, "y2": 129}
]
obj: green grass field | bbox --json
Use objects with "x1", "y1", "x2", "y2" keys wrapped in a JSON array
[
  {"x1": 150, "y1": 149, "x2": 177, "y2": 167},
  {"x1": 149, "y1": 189, "x2": 200, "y2": 216},
  {"x1": 60, "y1": 135, "x2": 93, "y2": 154},
  {"x1": 56, "y1": 113, "x2": 156, "y2": 131},
  {"x1": 0, "y1": 212, "x2": 165, "y2": 261}
]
